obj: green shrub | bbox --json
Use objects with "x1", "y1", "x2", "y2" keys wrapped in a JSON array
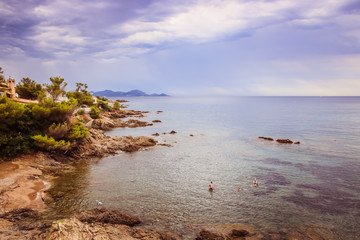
[
  {"x1": 69, "y1": 121, "x2": 88, "y2": 139},
  {"x1": 90, "y1": 106, "x2": 100, "y2": 119},
  {"x1": 77, "y1": 109, "x2": 85, "y2": 115},
  {"x1": 113, "y1": 101, "x2": 121, "y2": 111},
  {"x1": 32, "y1": 135, "x2": 71, "y2": 151},
  {"x1": 47, "y1": 123, "x2": 69, "y2": 140}
]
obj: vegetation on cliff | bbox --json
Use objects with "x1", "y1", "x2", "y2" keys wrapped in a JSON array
[{"x1": 0, "y1": 69, "x2": 118, "y2": 158}]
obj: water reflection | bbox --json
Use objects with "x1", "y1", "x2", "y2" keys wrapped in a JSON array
[{"x1": 47, "y1": 162, "x2": 91, "y2": 218}]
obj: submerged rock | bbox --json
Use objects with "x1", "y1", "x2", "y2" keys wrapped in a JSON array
[
  {"x1": 76, "y1": 208, "x2": 141, "y2": 226},
  {"x1": 276, "y1": 139, "x2": 293, "y2": 144},
  {"x1": 258, "y1": 136, "x2": 274, "y2": 141}
]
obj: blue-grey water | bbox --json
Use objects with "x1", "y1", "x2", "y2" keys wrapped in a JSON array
[{"x1": 51, "y1": 97, "x2": 360, "y2": 239}]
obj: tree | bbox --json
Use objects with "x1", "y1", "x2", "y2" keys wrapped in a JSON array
[
  {"x1": 16, "y1": 77, "x2": 43, "y2": 100},
  {"x1": 44, "y1": 76, "x2": 67, "y2": 101},
  {"x1": 66, "y1": 82, "x2": 94, "y2": 106}
]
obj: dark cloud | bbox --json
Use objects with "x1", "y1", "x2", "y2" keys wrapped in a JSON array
[{"x1": 341, "y1": 0, "x2": 360, "y2": 14}]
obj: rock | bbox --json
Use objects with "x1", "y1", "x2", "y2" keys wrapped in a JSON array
[
  {"x1": 152, "y1": 133, "x2": 160, "y2": 136},
  {"x1": 158, "y1": 144, "x2": 172, "y2": 147},
  {"x1": 116, "y1": 99, "x2": 129, "y2": 102},
  {"x1": 156, "y1": 111, "x2": 163, "y2": 114},
  {"x1": 196, "y1": 229, "x2": 226, "y2": 240},
  {"x1": 230, "y1": 229, "x2": 249, "y2": 237},
  {"x1": 276, "y1": 139, "x2": 293, "y2": 144},
  {"x1": 190, "y1": 134, "x2": 194, "y2": 137},
  {"x1": 169, "y1": 130, "x2": 177, "y2": 134},
  {"x1": 258, "y1": 136, "x2": 274, "y2": 141},
  {"x1": 152, "y1": 120, "x2": 162, "y2": 123},
  {"x1": 0, "y1": 208, "x2": 51, "y2": 231},
  {"x1": 45, "y1": 217, "x2": 180, "y2": 240},
  {"x1": 76, "y1": 208, "x2": 141, "y2": 226},
  {"x1": 294, "y1": 141, "x2": 301, "y2": 144},
  {"x1": 91, "y1": 118, "x2": 115, "y2": 130}
]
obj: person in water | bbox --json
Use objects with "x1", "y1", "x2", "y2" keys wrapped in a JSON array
[
  {"x1": 41, "y1": 191, "x2": 45, "y2": 204},
  {"x1": 253, "y1": 178, "x2": 258, "y2": 187},
  {"x1": 209, "y1": 181, "x2": 214, "y2": 190}
]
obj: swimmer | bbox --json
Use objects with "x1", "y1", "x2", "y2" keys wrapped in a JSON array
[
  {"x1": 209, "y1": 181, "x2": 214, "y2": 190},
  {"x1": 253, "y1": 178, "x2": 258, "y2": 187},
  {"x1": 96, "y1": 200, "x2": 103, "y2": 206},
  {"x1": 41, "y1": 191, "x2": 45, "y2": 204},
  {"x1": 237, "y1": 187, "x2": 241, "y2": 191}
]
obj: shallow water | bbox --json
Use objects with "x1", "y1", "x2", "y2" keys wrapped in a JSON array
[{"x1": 49, "y1": 97, "x2": 360, "y2": 239}]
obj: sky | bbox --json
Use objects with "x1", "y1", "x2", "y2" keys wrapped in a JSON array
[{"x1": 1, "y1": 0, "x2": 360, "y2": 96}]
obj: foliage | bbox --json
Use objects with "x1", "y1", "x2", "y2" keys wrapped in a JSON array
[
  {"x1": 66, "y1": 82, "x2": 94, "y2": 106},
  {"x1": 0, "y1": 96, "x2": 25, "y2": 129},
  {"x1": 96, "y1": 96, "x2": 108, "y2": 101},
  {"x1": 0, "y1": 96, "x2": 83, "y2": 157},
  {"x1": 32, "y1": 135, "x2": 70, "y2": 151},
  {"x1": 44, "y1": 76, "x2": 67, "y2": 101},
  {"x1": 16, "y1": 77, "x2": 44, "y2": 100},
  {"x1": 89, "y1": 106, "x2": 100, "y2": 119},
  {"x1": 47, "y1": 123, "x2": 69, "y2": 140},
  {"x1": 113, "y1": 101, "x2": 121, "y2": 110},
  {"x1": 30, "y1": 98, "x2": 77, "y2": 124},
  {"x1": 0, "y1": 96, "x2": 37, "y2": 157},
  {"x1": 97, "y1": 99, "x2": 112, "y2": 111},
  {"x1": 77, "y1": 109, "x2": 85, "y2": 115},
  {"x1": 69, "y1": 121, "x2": 88, "y2": 139}
]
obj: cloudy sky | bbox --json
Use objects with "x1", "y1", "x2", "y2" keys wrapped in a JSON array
[{"x1": 1, "y1": 0, "x2": 360, "y2": 96}]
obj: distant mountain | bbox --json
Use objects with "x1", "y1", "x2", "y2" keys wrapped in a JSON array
[{"x1": 91, "y1": 89, "x2": 169, "y2": 97}]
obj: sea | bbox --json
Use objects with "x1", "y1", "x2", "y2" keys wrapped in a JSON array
[{"x1": 49, "y1": 96, "x2": 360, "y2": 239}]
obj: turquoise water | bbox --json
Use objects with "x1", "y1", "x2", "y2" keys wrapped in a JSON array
[{"x1": 52, "y1": 97, "x2": 360, "y2": 239}]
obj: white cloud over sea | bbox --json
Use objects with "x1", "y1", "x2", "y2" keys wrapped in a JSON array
[{"x1": 0, "y1": 0, "x2": 360, "y2": 95}]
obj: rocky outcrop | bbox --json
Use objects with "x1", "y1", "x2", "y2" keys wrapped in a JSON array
[
  {"x1": 46, "y1": 217, "x2": 180, "y2": 240},
  {"x1": 276, "y1": 139, "x2": 293, "y2": 144},
  {"x1": 258, "y1": 136, "x2": 274, "y2": 141},
  {"x1": 258, "y1": 137, "x2": 301, "y2": 144},
  {"x1": 195, "y1": 224, "x2": 262, "y2": 240},
  {"x1": 69, "y1": 129, "x2": 157, "y2": 159},
  {"x1": 76, "y1": 208, "x2": 140, "y2": 226},
  {"x1": 0, "y1": 208, "x2": 180, "y2": 240}
]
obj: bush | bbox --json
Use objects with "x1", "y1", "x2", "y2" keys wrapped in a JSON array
[
  {"x1": 32, "y1": 135, "x2": 71, "y2": 151},
  {"x1": 90, "y1": 106, "x2": 100, "y2": 119},
  {"x1": 69, "y1": 121, "x2": 88, "y2": 139},
  {"x1": 47, "y1": 123, "x2": 69, "y2": 140},
  {"x1": 77, "y1": 109, "x2": 85, "y2": 115},
  {"x1": 113, "y1": 101, "x2": 121, "y2": 111}
]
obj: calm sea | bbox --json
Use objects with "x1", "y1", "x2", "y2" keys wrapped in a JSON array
[{"x1": 50, "y1": 97, "x2": 360, "y2": 239}]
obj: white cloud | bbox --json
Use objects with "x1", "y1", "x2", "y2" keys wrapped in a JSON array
[{"x1": 111, "y1": 0, "x2": 351, "y2": 51}]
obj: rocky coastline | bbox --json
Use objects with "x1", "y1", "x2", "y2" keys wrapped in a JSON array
[
  {"x1": 0, "y1": 105, "x2": 168, "y2": 239},
  {"x1": 0, "y1": 104, "x2": 343, "y2": 239}
]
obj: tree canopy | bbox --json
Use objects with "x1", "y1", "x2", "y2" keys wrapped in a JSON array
[
  {"x1": 66, "y1": 82, "x2": 94, "y2": 106},
  {"x1": 16, "y1": 77, "x2": 44, "y2": 100},
  {"x1": 44, "y1": 76, "x2": 67, "y2": 101}
]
